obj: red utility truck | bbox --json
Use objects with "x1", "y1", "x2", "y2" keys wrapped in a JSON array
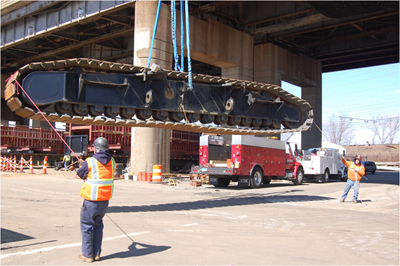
[{"x1": 191, "y1": 135, "x2": 304, "y2": 188}]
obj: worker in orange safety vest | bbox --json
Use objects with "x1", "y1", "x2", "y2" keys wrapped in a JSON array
[
  {"x1": 340, "y1": 155, "x2": 365, "y2": 204},
  {"x1": 74, "y1": 137, "x2": 115, "y2": 263}
]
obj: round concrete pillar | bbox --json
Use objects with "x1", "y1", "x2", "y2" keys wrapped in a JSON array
[{"x1": 131, "y1": 1, "x2": 171, "y2": 175}]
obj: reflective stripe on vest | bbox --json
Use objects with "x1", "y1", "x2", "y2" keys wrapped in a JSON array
[{"x1": 80, "y1": 157, "x2": 115, "y2": 201}]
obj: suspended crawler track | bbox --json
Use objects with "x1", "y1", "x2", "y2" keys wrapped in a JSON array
[{"x1": 4, "y1": 58, "x2": 313, "y2": 135}]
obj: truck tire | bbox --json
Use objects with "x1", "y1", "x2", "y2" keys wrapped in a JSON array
[
  {"x1": 250, "y1": 168, "x2": 263, "y2": 189},
  {"x1": 293, "y1": 167, "x2": 304, "y2": 185},
  {"x1": 321, "y1": 169, "x2": 329, "y2": 183},
  {"x1": 184, "y1": 161, "x2": 196, "y2": 171}
]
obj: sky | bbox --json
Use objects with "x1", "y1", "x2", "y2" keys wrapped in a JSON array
[{"x1": 282, "y1": 62, "x2": 400, "y2": 145}]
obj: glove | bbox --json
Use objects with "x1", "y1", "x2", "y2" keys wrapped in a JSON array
[{"x1": 340, "y1": 156, "x2": 345, "y2": 160}]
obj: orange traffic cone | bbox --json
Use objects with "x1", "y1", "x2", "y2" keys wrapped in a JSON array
[{"x1": 43, "y1": 156, "x2": 48, "y2": 174}]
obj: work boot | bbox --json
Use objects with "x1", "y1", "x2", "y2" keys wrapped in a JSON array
[
  {"x1": 339, "y1": 199, "x2": 344, "y2": 203},
  {"x1": 353, "y1": 200, "x2": 357, "y2": 204},
  {"x1": 78, "y1": 255, "x2": 94, "y2": 263},
  {"x1": 94, "y1": 255, "x2": 101, "y2": 261}
]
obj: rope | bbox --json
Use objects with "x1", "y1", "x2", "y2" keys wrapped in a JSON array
[
  {"x1": 106, "y1": 213, "x2": 134, "y2": 242},
  {"x1": 147, "y1": 0, "x2": 162, "y2": 68},
  {"x1": 180, "y1": 92, "x2": 189, "y2": 124},
  {"x1": 14, "y1": 80, "x2": 81, "y2": 161}
]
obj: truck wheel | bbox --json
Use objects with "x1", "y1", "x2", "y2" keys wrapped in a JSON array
[
  {"x1": 184, "y1": 161, "x2": 195, "y2": 171},
  {"x1": 322, "y1": 169, "x2": 329, "y2": 183},
  {"x1": 250, "y1": 168, "x2": 263, "y2": 188},
  {"x1": 293, "y1": 168, "x2": 304, "y2": 185}
]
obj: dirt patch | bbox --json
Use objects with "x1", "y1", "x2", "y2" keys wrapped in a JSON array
[{"x1": 343, "y1": 144, "x2": 399, "y2": 163}]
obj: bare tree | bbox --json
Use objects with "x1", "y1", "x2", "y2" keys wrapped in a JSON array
[
  {"x1": 371, "y1": 115, "x2": 400, "y2": 144},
  {"x1": 324, "y1": 115, "x2": 354, "y2": 145}
]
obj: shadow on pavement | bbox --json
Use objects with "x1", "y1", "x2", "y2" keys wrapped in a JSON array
[
  {"x1": 108, "y1": 192, "x2": 335, "y2": 214},
  {"x1": 1, "y1": 228, "x2": 35, "y2": 244},
  {"x1": 101, "y1": 241, "x2": 170, "y2": 259}
]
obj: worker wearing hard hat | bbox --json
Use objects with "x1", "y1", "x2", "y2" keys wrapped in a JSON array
[
  {"x1": 62, "y1": 154, "x2": 71, "y2": 169},
  {"x1": 73, "y1": 137, "x2": 115, "y2": 262},
  {"x1": 340, "y1": 155, "x2": 365, "y2": 204}
]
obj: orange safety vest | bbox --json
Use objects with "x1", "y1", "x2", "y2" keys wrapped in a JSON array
[
  {"x1": 79, "y1": 157, "x2": 115, "y2": 201},
  {"x1": 342, "y1": 159, "x2": 365, "y2": 182}
]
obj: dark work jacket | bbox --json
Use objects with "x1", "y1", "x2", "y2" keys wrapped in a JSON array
[{"x1": 76, "y1": 150, "x2": 112, "y2": 179}]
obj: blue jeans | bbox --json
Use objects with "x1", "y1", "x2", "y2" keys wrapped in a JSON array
[
  {"x1": 341, "y1": 179, "x2": 360, "y2": 201},
  {"x1": 80, "y1": 199, "x2": 109, "y2": 258}
]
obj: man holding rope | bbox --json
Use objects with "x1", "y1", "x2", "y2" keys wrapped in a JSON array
[
  {"x1": 74, "y1": 137, "x2": 116, "y2": 262},
  {"x1": 340, "y1": 155, "x2": 365, "y2": 204}
]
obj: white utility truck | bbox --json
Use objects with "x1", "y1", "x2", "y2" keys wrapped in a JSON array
[{"x1": 298, "y1": 148, "x2": 346, "y2": 182}]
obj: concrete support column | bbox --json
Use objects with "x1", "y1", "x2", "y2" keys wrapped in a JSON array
[
  {"x1": 131, "y1": 1, "x2": 171, "y2": 174},
  {"x1": 134, "y1": 1, "x2": 172, "y2": 69},
  {"x1": 254, "y1": 43, "x2": 322, "y2": 148},
  {"x1": 302, "y1": 87, "x2": 322, "y2": 150}
]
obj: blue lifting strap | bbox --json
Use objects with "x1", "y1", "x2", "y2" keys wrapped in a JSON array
[
  {"x1": 148, "y1": 0, "x2": 192, "y2": 90},
  {"x1": 147, "y1": 0, "x2": 162, "y2": 68}
]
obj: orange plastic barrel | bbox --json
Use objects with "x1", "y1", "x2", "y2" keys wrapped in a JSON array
[
  {"x1": 146, "y1": 172, "x2": 152, "y2": 182},
  {"x1": 152, "y1": 164, "x2": 162, "y2": 182},
  {"x1": 138, "y1": 172, "x2": 143, "y2": 181}
]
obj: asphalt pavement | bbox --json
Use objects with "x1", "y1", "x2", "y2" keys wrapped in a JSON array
[{"x1": 1, "y1": 170, "x2": 399, "y2": 265}]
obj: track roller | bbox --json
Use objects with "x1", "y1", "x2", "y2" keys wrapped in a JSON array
[
  {"x1": 89, "y1": 105, "x2": 104, "y2": 116},
  {"x1": 153, "y1": 110, "x2": 169, "y2": 121},
  {"x1": 105, "y1": 107, "x2": 120, "y2": 118},
  {"x1": 73, "y1": 104, "x2": 89, "y2": 116},
  {"x1": 200, "y1": 114, "x2": 214, "y2": 124},
  {"x1": 136, "y1": 109, "x2": 152, "y2": 120},
  {"x1": 121, "y1": 108, "x2": 136, "y2": 119}
]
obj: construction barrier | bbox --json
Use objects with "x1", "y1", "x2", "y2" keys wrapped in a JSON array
[
  {"x1": 13, "y1": 156, "x2": 16, "y2": 172},
  {"x1": 152, "y1": 164, "x2": 162, "y2": 182},
  {"x1": 29, "y1": 156, "x2": 33, "y2": 174},
  {"x1": 43, "y1": 156, "x2": 48, "y2": 174},
  {"x1": 146, "y1": 172, "x2": 152, "y2": 182},
  {"x1": 0, "y1": 157, "x2": 3, "y2": 171},
  {"x1": 20, "y1": 155, "x2": 24, "y2": 172}
]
